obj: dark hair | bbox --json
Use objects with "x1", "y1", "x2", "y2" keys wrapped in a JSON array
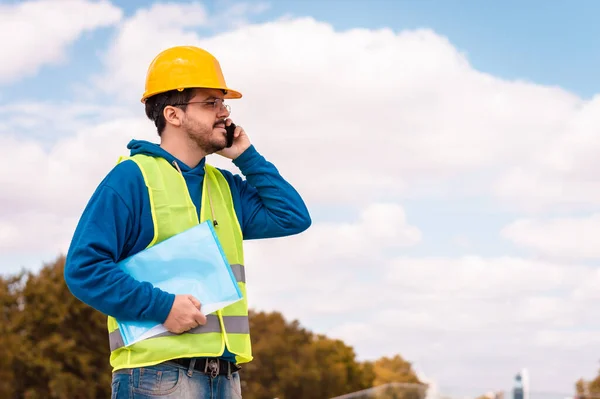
[{"x1": 144, "y1": 88, "x2": 196, "y2": 136}]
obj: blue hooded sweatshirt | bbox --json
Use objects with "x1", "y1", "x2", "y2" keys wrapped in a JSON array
[{"x1": 64, "y1": 139, "x2": 311, "y2": 363}]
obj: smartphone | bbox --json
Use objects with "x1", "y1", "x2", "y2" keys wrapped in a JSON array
[{"x1": 225, "y1": 122, "x2": 236, "y2": 148}]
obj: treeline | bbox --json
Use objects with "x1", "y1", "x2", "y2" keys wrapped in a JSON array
[
  {"x1": 0, "y1": 256, "x2": 427, "y2": 399},
  {"x1": 577, "y1": 372, "x2": 600, "y2": 399}
]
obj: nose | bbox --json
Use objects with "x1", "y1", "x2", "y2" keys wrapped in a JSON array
[{"x1": 217, "y1": 104, "x2": 231, "y2": 118}]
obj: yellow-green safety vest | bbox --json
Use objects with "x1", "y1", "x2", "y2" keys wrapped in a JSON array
[{"x1": 106, "y1": 153, "x2": 252, "y2": 370}]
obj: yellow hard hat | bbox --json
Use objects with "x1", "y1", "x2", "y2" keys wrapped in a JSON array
[{"x1": 140, "y1": 46, "x2": 242, "y2": 103}]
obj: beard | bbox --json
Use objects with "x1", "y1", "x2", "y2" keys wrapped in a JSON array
[{"x1": 182, "y1": 117, "x2": 226, "y2": 155}]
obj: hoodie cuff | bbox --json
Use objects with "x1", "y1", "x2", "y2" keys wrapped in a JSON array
[
  {"x1": 154, "y1": 291, "x2": 176, "y2": 324},
  {"x1": 232, "y1": 145, "x2": 263, "y2": 173}
]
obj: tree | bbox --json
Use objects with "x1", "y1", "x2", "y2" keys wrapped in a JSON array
[
  {"x1": 0, "y1": 255, "x2": 423, "y2": 399},
  {"x1": 242, "y1": 310, "x2": 374, "y2": 399},
  {"x1": 0, "y1": 271, "x2": 25, "y2": 398},
  {"x1": 369, "y1": 355, "x2": 427, "y2": 399},
  {"x1": 373, "y1": 355, "x2": 422, "y2": 386},
  {"x1": 576, "y1": 364, "x2": 600, "y2": 399},
  {"x1": 8, "y1": 256, "x2": 112, "y2": 399},
  {"x1": 309, "y1": 334, "x2": 375, "y2": 397}
]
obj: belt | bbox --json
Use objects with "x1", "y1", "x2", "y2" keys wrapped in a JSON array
[{"x1": 169, "y1": 357, "x2": 241, "y2": 377}]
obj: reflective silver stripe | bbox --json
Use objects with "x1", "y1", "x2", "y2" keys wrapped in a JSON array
[
  {"x1": 109, "y1": 329, "x2": 125, "y2": 351},
  {"x1": 158, "y1": 314, "x2": 222, "y2": 338},
  {"x1": 222, "y1": 315, "x2": 249, "y2": 334},
  {"x1": 230, "y1": 263, "x2": 245, "y2": 283},
  {"x1": 108, "y1": 315, "x2": 249, "y2": 351}
]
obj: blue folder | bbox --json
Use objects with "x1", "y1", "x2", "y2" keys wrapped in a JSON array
[{"x1": 115, "y1": 221, "x2": 243, "y2": 347}]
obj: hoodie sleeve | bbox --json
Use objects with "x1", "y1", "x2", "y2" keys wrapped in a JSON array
[
  {"x1": 229, "y1": 145, "x2": 312, "y2": 239},
  {"x1": 64, "y1": 161, "x2": 175, "y2": 323}
]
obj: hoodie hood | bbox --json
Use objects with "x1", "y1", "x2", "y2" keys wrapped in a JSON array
[{"x1": 127, "y1": 139, "x2": 206, "y2": 175}]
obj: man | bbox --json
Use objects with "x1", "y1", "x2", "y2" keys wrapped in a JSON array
[{"x1": 64, "y1": 45, "x2": 311, "y2": 398}]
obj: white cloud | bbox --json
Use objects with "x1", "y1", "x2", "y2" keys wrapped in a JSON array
[
  {"x1": 0, "y1": 0, "x2": 122, "y2": 83},
  {"x1": 88, "y1": 10, "x2": 600, "y2": 210},
  {"x1": 0, "y1": 107, "x2": 154, "y2": 256},
  {"x1": 0, "y1": 101, "x2": 132, "y2": 139},
  {"x1": 243, "y1": 212, "x2": 600, "y2": 393},
  {"x1": 243, "y1": 202, "x2": 421, "y2": 309},
  {"x1": 208, "y1": 1, "x2": 271, "y2": 30},
  {"x1": 494, "y1": 95, "x2": 600, "y2": 211},
  {"x1": 0, "y1": 211, "x2": 78, "y2": 253},
  {"x1": 385, "y1": 256, "x2": 578, "y2": 302},
  {"x1": 501, "y1": 214, "x2": 600, "y2": 260},
  {"x1": 535, "y1": 329, "x2": 600, "y2": 350}
]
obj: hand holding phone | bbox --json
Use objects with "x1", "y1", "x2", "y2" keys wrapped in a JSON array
[{"x1": 217, "y1": 119, "x2": 250, "y2": 160}]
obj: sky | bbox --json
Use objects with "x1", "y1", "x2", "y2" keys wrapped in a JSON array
[{"x1": 2, "y1": 0, "x2": 600, "y2": 397}]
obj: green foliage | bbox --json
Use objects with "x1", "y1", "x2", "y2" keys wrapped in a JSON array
[
  {"x1": 242, "y1": 310, "x2": 376, "y2": 399},
  {"x1": 373, "y1": 355, "x2": 422, "y2": 387},
  {"x1": 576, "y1": 368, "x2": 600, "y2": 399},
  {"x1": 369, "y1": 356, "x2": 427, "y2": 399},
  {"x1": 0, "y1": 255, "x2": 425, "y2": 399},
  {"x1": 0, "y1": 271, "x2": 24, "y2": 398},
  {"x1": 1, "y1": 256, "x2": 112, "y2": 399}
]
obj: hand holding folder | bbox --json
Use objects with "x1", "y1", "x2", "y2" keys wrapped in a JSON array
[
  {"x1": 115, "y1": 221, "x2": 243, "y2": 347},
  {"x1": 163, "y1": 294, "x2": 208, "y2": 334}
]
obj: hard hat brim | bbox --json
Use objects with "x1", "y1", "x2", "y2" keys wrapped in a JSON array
[{"x1": 140, "y1": 86, "x2": 242, "y2": 103}]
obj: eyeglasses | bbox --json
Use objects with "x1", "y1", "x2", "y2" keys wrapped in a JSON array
[{"x1": 171, "y1": 98, "x2": 231, "y2": 113}]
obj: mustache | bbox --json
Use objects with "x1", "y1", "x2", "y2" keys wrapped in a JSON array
[{"x1": 213, "y1": 119, "x2": 226, "y2": 127}]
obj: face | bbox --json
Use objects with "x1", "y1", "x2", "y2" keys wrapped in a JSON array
[{"x1": 177, "y1": 89, "x2": 231, "y2": 154}]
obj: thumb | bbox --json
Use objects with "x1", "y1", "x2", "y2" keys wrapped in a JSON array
[
  {"x1": 187, "y1": 295, "x2": 202, "y2": 309},
  {"x1": 195, "y1": 311, "x2": 207, "y2": 325}
]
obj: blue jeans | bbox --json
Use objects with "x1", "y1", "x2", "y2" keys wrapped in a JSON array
[{"x1": 111, "y1": 361, "x2": 243, "y2": 398}]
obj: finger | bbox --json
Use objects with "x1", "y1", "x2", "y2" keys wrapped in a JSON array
[
  {"x1": 188, "y1": 296, "x2": 202, "y2": 309},
  {"x1": 225, "y1": 118, "x2": 232, "y2": 127},
  {"x1": 195, "y1": 311, "x2": 207, "y2": 325},
  {"x1": 234, "y1": 125, "x2": 242, "y2": 138},
  {"x1": 183, "y1": 318, "x2": 198, "y2": 331}
]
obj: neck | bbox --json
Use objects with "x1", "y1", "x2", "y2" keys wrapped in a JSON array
[{"x1": 160, "y1": 131, "x2": 206, "y2": 169}]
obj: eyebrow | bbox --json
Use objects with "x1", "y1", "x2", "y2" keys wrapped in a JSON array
[{"x1": 202, "y1": 96, "x2": 223, "y2": 101}]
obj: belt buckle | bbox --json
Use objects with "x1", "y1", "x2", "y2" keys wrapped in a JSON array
[{"x1": 205, "y1": 359, "x2": 219, "y2": 378}]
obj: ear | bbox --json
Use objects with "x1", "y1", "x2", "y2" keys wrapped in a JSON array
[{"x1": 163, "y1": 105, "x2": 183, "y2": 128}]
